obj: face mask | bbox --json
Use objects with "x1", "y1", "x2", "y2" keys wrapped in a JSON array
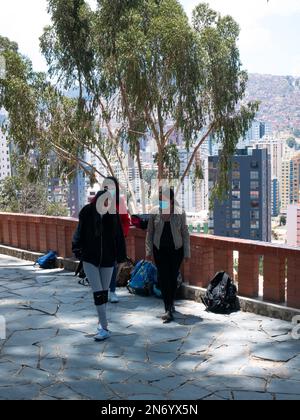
[
  {"x1": 110, "y1": 190, "x2": 116, "y2": 198},
  {"x1": 159, "y1": 200, "x2": 169, "y2": 211}
]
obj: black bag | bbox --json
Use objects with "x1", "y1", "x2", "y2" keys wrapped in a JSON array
[
  {"x1": 75, "y1": 261, "x2": 90, "y2": 287},
  {"x1": 201, "y1": 272, "x2": 240, "y2": 314},
  {"x1": 131, "y1": 214, "x2": 150, "y2": 230},
  {"x1": 117, "y1": 258, "x2": 135, "y2": 287}
]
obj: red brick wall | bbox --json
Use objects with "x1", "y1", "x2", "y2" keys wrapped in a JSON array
[
  {"x1": 1, "y1": 212, "x2": 300, "y2": 309},
  {"x1": 0, "y1": 213, "x2": 78, "y2": 258}
]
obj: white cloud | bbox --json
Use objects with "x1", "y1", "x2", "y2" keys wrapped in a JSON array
[
  {"x1": 0, "y1": 0, "x2": 300, "y2": 75},
  {"x1": 0, "y1": 0, "x2": 50, "y2": 71},
  {"x1": 181, "y1": 0, "x2": 300, "y2": 22},
  {"x1": 181, "y1": 0, "x2": 300, "y2": 75},
  {"x1": 291, "y1": 55, "x2": 300, "y2": 78}
]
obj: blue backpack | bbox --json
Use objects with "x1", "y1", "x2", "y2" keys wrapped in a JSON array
[
  {"x1": 127, "y1": 260, "x2": 157, "y2": 296},
  {"x1": 35, "y1": 251, "x2": 57, "y2": 269}
]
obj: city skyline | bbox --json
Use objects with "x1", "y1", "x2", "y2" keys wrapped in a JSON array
[{"x1": 0, "y1": 0, "x2": 300, "y2": 77}]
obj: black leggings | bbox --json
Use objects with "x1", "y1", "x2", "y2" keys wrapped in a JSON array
[{"x1": 154, "y1": 246, "x2": 184, "y2": 312}]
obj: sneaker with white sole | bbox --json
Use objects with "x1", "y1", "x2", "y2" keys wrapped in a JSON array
[
  {"x1": 110, "y1": 292, "x2": 119, "y2": 303},
  {"x1": 94, "y1": 329, "x2": 111, "y2": 341}
]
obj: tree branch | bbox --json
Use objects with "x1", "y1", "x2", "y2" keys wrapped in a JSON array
[{"x1": 176, "y1": 124, "x2": 214, "y2": 195}]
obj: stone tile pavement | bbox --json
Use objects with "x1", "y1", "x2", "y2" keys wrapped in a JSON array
[{"x1": 0, "y1": 254, "x2": 300, "y2": 401}]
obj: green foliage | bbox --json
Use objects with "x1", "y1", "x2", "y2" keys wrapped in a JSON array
[
  {"x1": 280, "y1": 215, "x2": 287, "y2": 227},
  {"x1": 287, "y1": 137, "x2": 296, "y2": 148},
  {"x1": 40, "y1": 0, "x2": 95, "y2": 98},
  {"x1": 154, "y1": 144, "x2": 181, "y2": 180},
  {"x1": 0, "y1": 176, "x2": 68, "y2": 216},
  {"x1": 1, "y1": 0, "x2": 258, "y2": 203}
]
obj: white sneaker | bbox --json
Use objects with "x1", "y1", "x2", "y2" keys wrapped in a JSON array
[
  {"x1": 110, "y1": 292, "x2": 119, "y2": 304},
  {"x1": 94, "y1": 329, "x2": 111, "y2": 342}
]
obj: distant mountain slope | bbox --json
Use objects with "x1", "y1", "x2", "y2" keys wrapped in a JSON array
[{"x1": 246, "y1": 74, "x2": 300, "y2": 131}]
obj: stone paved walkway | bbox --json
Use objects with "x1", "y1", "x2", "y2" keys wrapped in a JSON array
[{"x1": 0, "y1": 254, "x2": 300, "y2": 401}]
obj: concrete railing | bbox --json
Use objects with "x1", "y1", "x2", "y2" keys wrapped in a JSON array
[{"x1": 1, "y1": 212, "x2": 300, "y2": 309}]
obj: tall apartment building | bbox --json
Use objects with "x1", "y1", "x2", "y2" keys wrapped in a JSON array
[
  {"x1": 280, "y1": 153, "x2": 300, "y2": 214},
  {"x1": 280, "y1": 158, "x2": 292, "y2": 214},
  {"x1": 290, "y1": 154, "x2": 300, "y2": 205},
  {"x1": 237, "y1": 121, "x2": 273, "y2": 149},
  {"x1": 287, "y1": 204, "x2": 300, "y2": 247},
  {"x1": 272, "y1": 177, "x2": 280, "y2": 217},
  {"x1": 251, "y1": 135, "x2": 289, "y2": 215},
  {"x1": 209, "y1": 148, "x2": 272, "y2": 242},
  {"x1": 0, "y1": 130, "x2": 11, "y2": 181}
]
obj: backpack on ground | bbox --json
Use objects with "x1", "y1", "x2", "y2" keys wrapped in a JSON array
[
  {"x1": 127, "y1": 260, "x2": 157, "y2": 296},
  {"x1": 201, "y1": 271, "x2": 240, "y2": 314},
  {"x1": 35, "y1": 251, "x2": 57, "y2": 270},
  {"x1": 117, "y1": 258, "x2": 135, "y2": 287}
]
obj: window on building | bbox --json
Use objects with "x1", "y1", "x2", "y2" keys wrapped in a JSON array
[
  {"x1": 250, "y1": 210, "x2": 260, "y2": 220},
  {"x1": 232, "y1": 201, "x2": 240, "y2": 209},
  {"x1": 232, "y1": 171, "x2": 240, "y2": 180},
  {"x1": 251, "y1": 200, "x2": 259, "y2": 208},
  {"x1": 251, "y1": 221, "x2": 260, "y2": 229},
  {"x1": 251, "y1": 161, "x2": 259, "y2": 169},
  {"x1": 251, "y1": 181, "x2": 259, "y2": 190},
  {"x1": 232, "y1": 180, "x2": 240, "y2": 191},
  {"x1": 250, "y1": 191, "x2": 259, "y2": 200},
  {"x1": 233, "y1": 162, "x2": 240, "y2": 170},
  {"x1": 250, "y1": 230, "x2": 260, "y2": 240},
  {"x1": 232, "y1": 230, "x2": 241, "y2": 237},
  {"x1": 251, "y1": 171, "x2": 259, "y2": 180},
  {"x1": 232, "y1": 220, "x2": 241, "y2": 229},
  {"x1": 232, "y1": 211, "x2": 240, "y2": 219},
  {"x1": 232, "y1": 191, "x2": 241, "y2": 200}
]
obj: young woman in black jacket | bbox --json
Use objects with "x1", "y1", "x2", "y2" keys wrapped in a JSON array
[{"x1": 72, "y1": 190, "x2": 127, "y2": 341}]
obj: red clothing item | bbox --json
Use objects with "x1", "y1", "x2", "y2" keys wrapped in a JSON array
[
  {"x1": 118, "y1": 196, "x2": 131, "y2": 238},
  {"x1": 90, "y1": 194, "x2": 131, "y2": 238}
]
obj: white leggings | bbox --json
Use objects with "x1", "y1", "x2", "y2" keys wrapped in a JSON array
[{"x1": 83, "y1": 263, "x2": 114, "y2": 330}]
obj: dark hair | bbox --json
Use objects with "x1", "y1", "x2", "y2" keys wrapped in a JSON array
[{"x1": 103, "y1": 176, "x2": 120, "y2": 208}]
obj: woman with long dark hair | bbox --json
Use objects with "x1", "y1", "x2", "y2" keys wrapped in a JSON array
[
  {"x1": 101, "y1": 177, "x2": 131, "y2": 303},
  {"x1": 72, "y1": 190, "x2": 127, "y2": 341},
  {"x1": 146, "y1": 188, "x2": 191, "y2": 323}
]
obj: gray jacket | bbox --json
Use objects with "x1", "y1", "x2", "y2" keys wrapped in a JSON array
[{"x1": 146, "y1": 210, "x2": 191, "y2": 258}]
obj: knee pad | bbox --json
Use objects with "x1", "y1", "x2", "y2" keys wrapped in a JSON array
[{"x1": 93, "y1": 291, "x2": 109, "y2": 306}]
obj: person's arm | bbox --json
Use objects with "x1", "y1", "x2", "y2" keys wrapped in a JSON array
[
  {"x1": 181, "y1": 212, "x2": 191, "y2": 260},
  {"x1": 116, "y1": 214, "x2": 127, "y2": 263},
  {"x1": 145, "y1": 214, "x2": 155, "y2": 258}
]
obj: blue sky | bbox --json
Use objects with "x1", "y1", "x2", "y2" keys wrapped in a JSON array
[{"x1": 1, "y1": 0, "x2": 300, "y2": 76}]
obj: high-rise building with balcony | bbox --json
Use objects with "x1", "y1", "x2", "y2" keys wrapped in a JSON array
[
  {"x1": 287, "y1": 204, "x2": 300, "y2": 247},
  {"x1": 280, "y1": 153, "x2": 300, "y2": 214},
  {"x1": 209, "y1": 148, "x2": 272, "y2": 242}
]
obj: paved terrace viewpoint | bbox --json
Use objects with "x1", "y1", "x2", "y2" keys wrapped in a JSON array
[
  {"x1": 0, "y1": 254, "x2": 300, "y2": 401},
  {"x1": 0, "y1": 213, "x2": 300, "y2": 400}
]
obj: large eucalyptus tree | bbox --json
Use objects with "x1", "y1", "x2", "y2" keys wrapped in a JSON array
[{"x1": 1, "y1": 1, "x2": 259, "y2": 210}]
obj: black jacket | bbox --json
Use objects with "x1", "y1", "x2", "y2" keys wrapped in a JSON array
[{"x1": 72, "y1": 203, "x2": 127, "y2": 267}]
